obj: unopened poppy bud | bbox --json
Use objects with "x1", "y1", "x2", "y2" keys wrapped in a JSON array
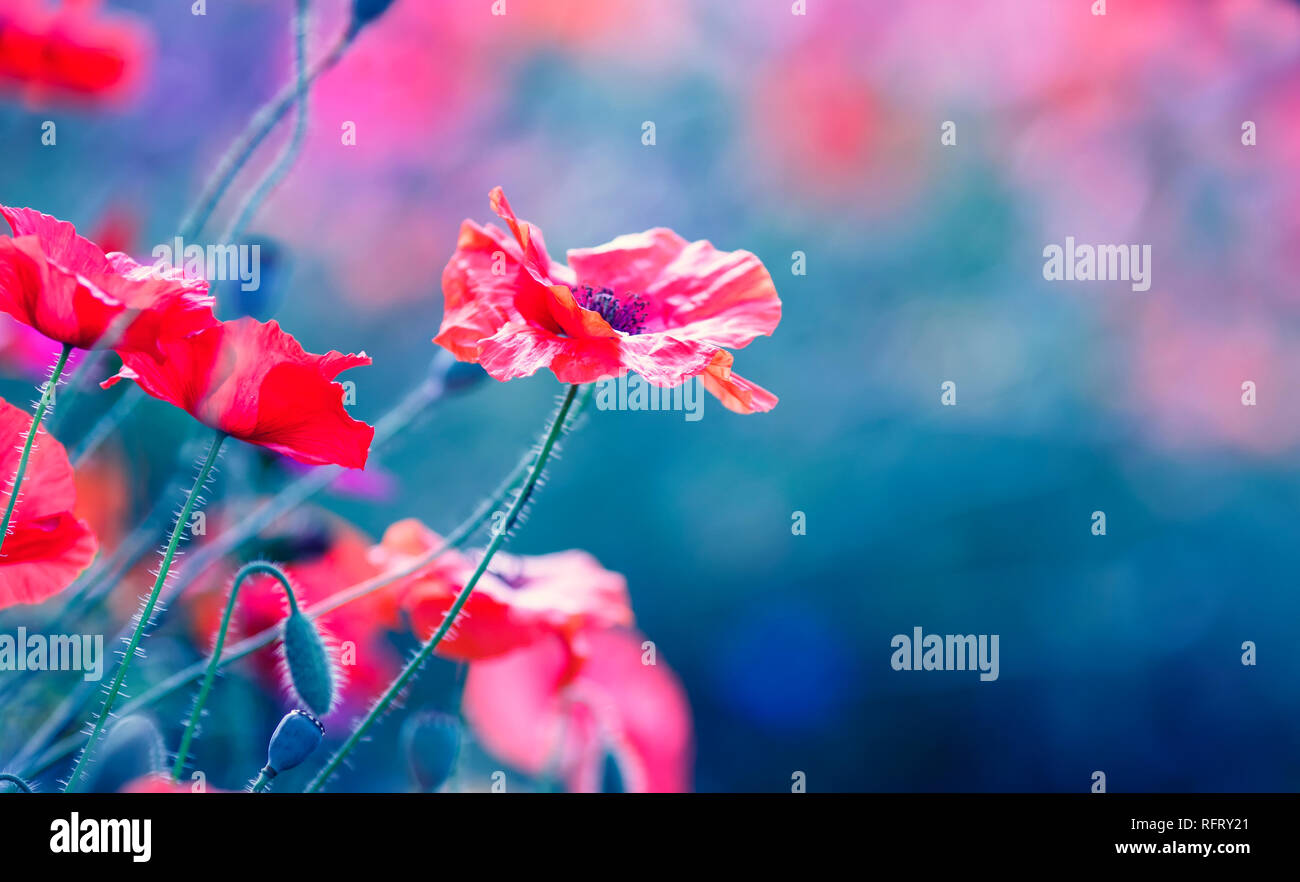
[
  {"x1": 266, "y1": 709, "x2": 324, "y2": 775},
  {"x1": 402, "y1": 711, "x2": 461, "y2": 792},
  {"x1": 84, "y1": 715, "x2": 166, "y2": 794},
  {"x1": 281, "y1": 608, "x2": 335, "y2": 716}
]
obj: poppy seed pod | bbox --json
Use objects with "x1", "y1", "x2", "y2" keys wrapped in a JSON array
[
  {"x1": 401, "y1": 711, "x2": 462, "y2": 792},
  {"x1": 282, "y1": 608, "x2": 335, "y2": 716},
  {"x1": 266, "y1": 710, "x2": 324, "y2": 775}
]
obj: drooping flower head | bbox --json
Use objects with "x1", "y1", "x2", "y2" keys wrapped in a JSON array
[
  {"x1": 372, "y1": 518, "x2": 634, "y2": 663},
  {"x1": 435, "y1": 187, "x2": 781, "y2": 413},
  {"x1": 0, "y1": 205, "x2": 216, "y2": 353},
  {"x1": 0, "y1": 395, "x2": 97, "y2": 609},
  {"x1": 103, "y1": 317, "x2": 375, "y2": 469}
]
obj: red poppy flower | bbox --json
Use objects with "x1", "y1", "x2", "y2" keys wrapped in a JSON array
[
  {"x1": 0, "y1": 396, "x2": 97, "y2": 609},
  {"x1": 463, "y1": 627, "x2": 693, "y2": 792},
  {"x1": 0, "y1": 205, "x2": 217, "y2": 354},
  {"x1": 0, "y1": 0, "x2": 148, "y2": 100},
  {"x1": 372, "y1": 518, "x2": 634, "y2": 663},
  {"x1": 435, "y1": 187, "x2": 781, "y2": 413},
  {"x1": 102, "y1": 317, "x2": 375, "y2": 469}
]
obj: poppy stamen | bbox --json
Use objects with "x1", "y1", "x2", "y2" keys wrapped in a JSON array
[{"x1": 573, "y1": 285, "x2": 647, "y2": 335}]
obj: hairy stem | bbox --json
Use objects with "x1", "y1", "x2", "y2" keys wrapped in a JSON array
[
  {"x1": 20, "y1": 440, "x2": 540, "y2": 779},
  {"x1": 304, "y1": 384, "x2": 585, "y2": 792},
  {"x1": 172, "y1": 563, "x2": 298, "y2": 780},
  {"x1": 0, "y1": 773, "x2": 33, "y2": 793},
  {"x1": 9, "y1": 367, "x2": 458, "y2": 773},
  {"x1": 63, "y1": 432, "x2": 226, "y2": 792},
  {"x1": 0, "y1": 344, "x2": 71, "y2": 554}
]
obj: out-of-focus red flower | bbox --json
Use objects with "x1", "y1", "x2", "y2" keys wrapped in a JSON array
[
  {"x1": 0, "y1": 396, "x2": 96, "y2": 609},
  {"x1": 119, "y1": 773, "x2": 223, "y2": 793},
  {"x1": 435, "y1": 188, "x2": 781, "y2": 414},
  {"x1": 464, "y1": 627, "x2": 693, "y2": 793},
  {"x1": 0, "y1": 0, "x2": 148, "y2": 102},
  {"x1": 371, "y1": 518, "x2": 634, "y2": 664},
  {"x1": 0, "y1": 206, "x2": 216, "y2": 354},
  {"x1": 189, "y1": 511, "x2": 401, "y2": 716},
  {"x1": 103, "y1": 317, "x2": 375, "y2": 469}
]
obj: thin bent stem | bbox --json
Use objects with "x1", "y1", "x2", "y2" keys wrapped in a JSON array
[
  {"x1": 0, "y1": 344, "x2": 71, "y2": 554},
  {"x1": 20, "y1": 440, "x2": 539, "y2": 780},
  {"x1": 0, "y1": 773, "x2": 33, "y2": 792},
  {"x1": 63, "y1": 431, "x2": 226, "y2": 792},
  {"x1": 305, "y1": 384, "x2": 585, "y2": 793},
  {"x1": 11, "y1": 369, "x2": 457, "y2": 773},
  {"x1": 179, "y1": 29, "x2": 352, "y2": 242},
  {"x1": 172, "y1": 563, "x2": 298, "y2": 780},
  {"x1": 222, "y1": 0, "x2": 312, "y2": 244}
]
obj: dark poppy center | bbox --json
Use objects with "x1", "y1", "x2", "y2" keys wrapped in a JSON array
[{"x1": 573, "y1": 285, "x2": 647, "y2": 335}]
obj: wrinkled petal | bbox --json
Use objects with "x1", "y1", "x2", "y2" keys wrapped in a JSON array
[
  {"x1": 0, "y1": 205, "x2": 216, "y2": 353},
  {"x1": 701, "y1": 349, "x2": 778, "y2": 414},
  {"x1": 105, "y1": 318, "x2": 374, "y2": 468},
  {"x1": 0, "y1": 396, "x2": 98, "y2": 609},
  {"x1": 571, "y1": 232, "x2": 782, "y2": 349}
]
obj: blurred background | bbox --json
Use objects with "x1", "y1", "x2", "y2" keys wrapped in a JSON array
[{"x1": 3, "y1": 0, "x2": 1300, "y2": 792}]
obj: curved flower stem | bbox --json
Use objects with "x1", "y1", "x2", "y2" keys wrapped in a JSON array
[
  {"x1": 19, "y1": 438, "x2": 541, "y2": 780},
  {"x1": 221, "y1": 0, "x2": 312, "y2": 245},
  {"x1": 0, "y1": 344, "x2": 71, "y2": 555},
  {"x1": 304, "y1": 384, "x2": 585, "y2": 793},
  {"x1": 179, "y1": 27, "x2": 352, "y2": 242},
  {"x1": 172, "y1": 563, "x2": 298, "y2": 780},
  {"x1": 63, "y1": 431, "x2": 226, "y2": 793},
  {"x1": 0, "y1": 773, "x2": 33, "y2": 793},
  {"x1": 11, "y1": 366, "x2": 464, "y2": 773}
]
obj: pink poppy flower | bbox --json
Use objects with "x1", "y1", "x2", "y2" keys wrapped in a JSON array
[
  {"x1": 0, "y1": 205, "x2": 216, "y2": 355},
  {"x1": 0, "y1": 395, "x2": 97, "y2": 609},
  {"x1": 463, "y1": 627, "x2": 693, "y2": 793},
  {"x1": 435, "y1": 188, "x2": 781, "y2": 414},
  {"x1": 372, "y1": 518, "x2": 634, "y2": 662},
  {"x1": 102, "y1": 318, "x2": 374, "y2": 469}
]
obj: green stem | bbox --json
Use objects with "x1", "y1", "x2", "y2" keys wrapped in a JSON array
[
  {"x1": 172, "y1": 563, "x2": 298, "y2": 780},
  {"x1": 64, "y1": 431, "x2": 226, "y2": 792},
  {"x1": 305, "y1": 384, "x2": 585, "y2": 793},
  {"x1": 221, "y1": 0, "x2": 312, "y2": 245},
  {"x1": 250, "y1": 768, "x2": 274, "y2": 793},
  {"x1": 2, "y1": 365, "x2": 450, "y2": 747},
  {"x1": 0, "y1": 773, "x2": 33, "y2": 793},
  {"x1": 0, "y1": 344, "x2": 71, "y2": 555},
  {"x1": 180, "y1": 29, "x2": 351, "y2": 242},
  {"x1": 19, "y1": 439, "x2": 538, "y2": 780}
]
